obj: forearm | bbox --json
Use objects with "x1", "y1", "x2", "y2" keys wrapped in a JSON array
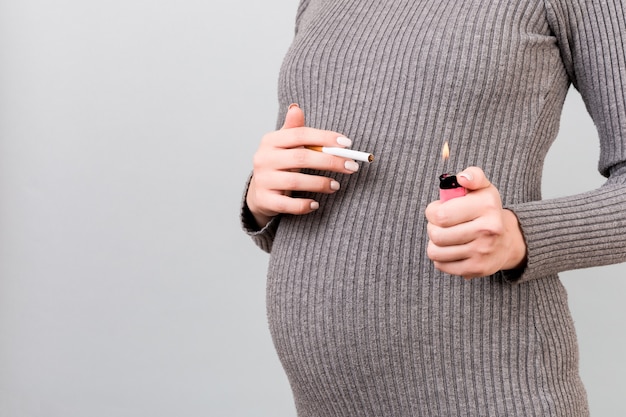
[{"x1": 505, "y1": 178, "x2": 626, "y2": 282}]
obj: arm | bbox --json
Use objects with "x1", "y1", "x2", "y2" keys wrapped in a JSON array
[
  {"x1": 426, "y1": 0, "x2": 626, "y2": 281},
  {"x1": 506, "y1": 0, "x2": 626, "y2": 282}
]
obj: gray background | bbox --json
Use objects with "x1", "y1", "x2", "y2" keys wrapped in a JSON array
[{"x1": 0, "y1": 1, "x2": 624, "y2": 416}]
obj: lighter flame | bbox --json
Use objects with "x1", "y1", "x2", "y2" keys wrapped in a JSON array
[{"x1": 442, "y1": 141, "x2": 450, "y2": 160}]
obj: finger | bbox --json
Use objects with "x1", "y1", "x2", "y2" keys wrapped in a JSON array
[
  {"x1": 427, "y1": 239, "x2": 469, "y2": 263},
  {"x1": 265, "y1": 127, "x2": 353, "y2": 150},
  {"x1": 263, "y1": 192, "x2": 321, "y2": 216},
  {"x1": 428, "y1": 229, "x2": 505, "y2": 278},
  {"x1": 282, "y1": 103, "x2": 306, "y2": 129},
  {"x1": 426, "y1": 190, "x2": 501, "y2": 227},
  {"x1": 425, "y1": 198, "x2": 474, "y2": 227},
  {"x1": 258, "y1": 171, "x2": 342, "y2": 194},
  {"x1": 427, "y1": 222, "x2": 474, "y2": 247},
  {"x1": 280, "y1": 103, "x2": 352, "y2": 149},
  {"x1": 424, "y1": 200, "x2": 443, "y2": 223},
  {"x1": 428, "y1": 234, "x2": 499, "y2": 264},
  {"x1": 433, "y1": 260, "x2": 487, "y2": 280},
  {"x1": 260, "y1": 147, "x2": 360, "y2": 174},
  {"x1": 428, "y1": 239, "x2": 487, "y2": 277},
  {"x1": 456, "y1": 166, "x2": 491, "y2": 191}
]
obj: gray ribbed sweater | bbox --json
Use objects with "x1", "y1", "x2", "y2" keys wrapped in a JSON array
[{"x1": 242, "y1": 0, "x2": 626, "y2": 415}]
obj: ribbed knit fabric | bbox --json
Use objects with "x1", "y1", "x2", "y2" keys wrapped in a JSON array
[{"x1": 242, "y1": 0, "x2": 626, "y2": 415}]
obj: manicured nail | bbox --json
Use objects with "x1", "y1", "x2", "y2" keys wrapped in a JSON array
[
  {"x1": 458, "y1": 172, "x2": 473, "y2": 181},
  {"x1": 336, "y1": 136, "x2": 352, "y2": 147},
  {"x1": 345, "y1": 160, "x2": 359, "y2": 172},
  {"x1": 310, "y1": 201, "x2": 320, "y2": 210},
  {"x1": 330, "y1": 180, "x2": 341, "y2": 191},
  {"x1": 288, "y1": 103, "x2": 299, "y2": 110}
]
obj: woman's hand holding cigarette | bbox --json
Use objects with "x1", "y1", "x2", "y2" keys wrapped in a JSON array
[
  {"x1": 425, "y1": 167, "x2": 527, "y2": 279},
  {"x1": 246, "y1": 104, "x2": 360, "y2": 229}
]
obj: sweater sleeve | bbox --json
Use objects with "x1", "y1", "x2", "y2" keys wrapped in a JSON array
[
  {"x1": 504, "y1": 0, "x2": 626, "y2": 282},
  {"x1": 240, "y1": 173, "x2": 280, "y2": 253}
]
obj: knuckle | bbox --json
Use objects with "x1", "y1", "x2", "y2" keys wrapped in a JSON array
[
  {"x1": 472, "y1": 238, "x2": 494, "y2": 257},
  {"x1": 252, "y1": 152, "x2": 264, "y2": 169},
  {"x1": 433, "y1": 261, "x2": 444, "y2": 272},
  {"x1": 260, "y1": 132, "x2": 275, "y2": 147},
  {"x1": 318, "y1": 178, "x2": 333, "y2": 192},
  {"x1": 292, "y1": 148, "x2": 309, "y2": 167},
  {"x1": 425, "y1": 202, "x2": 442, "y2": 223},
  {"x1": 476, "y1": 244, "x2": 491, "y2": 257},
  {"x1": 250, "y1": 171, "x2": 265, "y2": 187},
  {"x1": 434, "y1": 209, "x2": 450, "y2": 226},
  {"x1": 491, "y1": 221, "x2": 505, "y2": 235},
  {"x1": 475, "y1": 211, "x2": 503, "y2": 236},
  {"x1": 284, "y1": 175, "x2": 299, "y2": 190},
  {"x1": 332, "y1": 157, "x2": 348, "y2": 172},
  {"x1": 482, "y1": 187, "x2": 501, "y2": 206},
  {"x1": 298, "y1": 200, "x2": 312, "y2": 213},
  {"x1": 428, "y1": 227, "x2": 443, "y2": 245},
  {"x1": 252, "y1": 170, "x2": 272, "y2": 188},
  {"x1": 274, "y1": 199, "x2": 291, "y2": 214},
  {"x1": 274, "y1": 197, "x2": 311, "y2": 215},
  {"x1": 482, "y1": 218, "x2": 504, "y2": 236},
  {"x1": 426, "y1": 241, "x2": 438, "y2": 260},
  {"x1": 424, "y1": 205, "x2": 434, "y2": 221}
]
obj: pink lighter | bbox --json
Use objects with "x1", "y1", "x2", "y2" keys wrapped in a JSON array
[{"x1": 439, "y1": 173, "x2": 467, "y2": 202}]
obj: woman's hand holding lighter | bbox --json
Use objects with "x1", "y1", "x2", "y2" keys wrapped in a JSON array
[
  {"x1": 425, "y1": 167, "x2": 528, "y2": 279},
  {"x1": 246, "y1": 104, "x2": 364, "y2": 229}
]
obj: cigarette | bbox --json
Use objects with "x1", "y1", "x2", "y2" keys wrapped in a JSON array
[{"x1": 306, "y1": 146, "x2": 374, "y2": 163}]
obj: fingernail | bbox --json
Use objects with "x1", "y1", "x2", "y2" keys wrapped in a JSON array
[
  {"x1": 345, "y1": 160, "x2": 359, "y2": 172},
  {"x1": 310, "y1": 201, "x2": 320, "y2": 210},
  {"x1": 330, "y1": 180, "x2": 341, "y2": 191},
  {"x1": 288, "y1": 103, "x2": 299, "y2": 110},
  {"x1": 458, "y1": 172, "x2": 473, "y2": 181},
  {"x1": 336, "y1": 136, "x2": 352, "y2": 147}
]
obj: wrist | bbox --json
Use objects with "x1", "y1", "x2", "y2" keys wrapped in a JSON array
[{"x1": 502, "y1": 209, "x2": 528, "y2": 271}]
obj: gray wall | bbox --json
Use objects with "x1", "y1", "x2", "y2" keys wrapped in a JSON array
[{"x1": 0, "y1": 1, "x2": 623, "y2": 416}]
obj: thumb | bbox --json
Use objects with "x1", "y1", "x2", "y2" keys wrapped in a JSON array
[
  {"x1": 456, "y1": 166, "x2": 492, "y2": 191},
  {"x1": 282, "y1": 103, "x2": 306, "y2": 129}
]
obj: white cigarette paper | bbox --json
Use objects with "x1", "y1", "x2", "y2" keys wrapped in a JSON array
[{"x1": 307, "y1": 146, "x2": 374, "y2": 163}]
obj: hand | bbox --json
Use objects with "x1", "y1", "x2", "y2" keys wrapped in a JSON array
[
  {"x1": 425, "y1": 167, "x2": 527, "y2": 279},
  {"x1": 246, "y1": 104, "x2": 359, "y2": 228}
]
